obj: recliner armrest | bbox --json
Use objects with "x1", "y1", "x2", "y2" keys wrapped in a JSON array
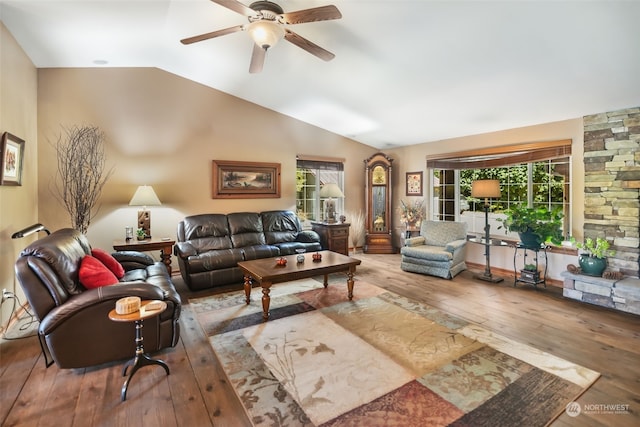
[
  {"x1": 405, "y1": 236, "x2": 426, "y2": 247},
  {"x1": 111, "y1": 251, "x2": 155, "y2": 271},
  {"x1": 174, "y1": 241, "x2": 197, "y2": 258},
  {"x1": 39, "y1": 282, "x2": 167, "y2": 334},
  {"x1": 445, "y1": 239, "x2": 467, "y2": 253},
  {"x1": 296, "y1": 230, "x2": 320, "y2": 243}
]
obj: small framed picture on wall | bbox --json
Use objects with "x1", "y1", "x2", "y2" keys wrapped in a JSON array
[
  {"x1": 1, "y1": 132, "x2": 25, "y2": 186},
  {"x1": 405, "y1": 171, "x2": 423, "y2": 196}
]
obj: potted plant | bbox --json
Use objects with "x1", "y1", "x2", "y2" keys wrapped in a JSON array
[
  {"x1": 136, "y1": 228, "x2": 146, "y2": 241},
  {"x1": 576, "y1": 237, "x2": 614, "y2": 277},
  {"x1": 498, "y1": 205, "x2": 564, "y2": 248},
  {"x1": 520, "y1": 263, "x2": 540, "y2": 283}
]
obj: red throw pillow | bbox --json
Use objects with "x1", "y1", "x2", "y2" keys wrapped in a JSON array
[
  {"x1": 91, "y1": 248, "x2": 125, "y2": 279},
  {"x1": 79, "y1": 255, "x2": 118, "y2": 289}
]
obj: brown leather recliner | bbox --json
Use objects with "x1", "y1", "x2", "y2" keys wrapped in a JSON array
[{"x1": 14, "y1": 228, "x2": 181, "y2": 369}]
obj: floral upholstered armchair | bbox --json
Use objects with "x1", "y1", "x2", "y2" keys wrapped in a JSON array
[{"x1": 400, "y1": 221, "x2": 468, "y2": 279}]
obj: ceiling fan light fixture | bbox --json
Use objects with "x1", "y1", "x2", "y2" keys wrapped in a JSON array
[{"x1": 247, "y1": 20, "x2": 284, "y2": 49}]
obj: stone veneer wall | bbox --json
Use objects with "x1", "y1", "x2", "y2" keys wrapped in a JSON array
[{"x1": 583, "y1": 107, "x2": 640, "y2": 278}]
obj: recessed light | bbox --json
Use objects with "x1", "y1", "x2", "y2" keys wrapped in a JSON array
[{"x1": 93, "y1": 59, "x2": 109, "y2": 65}]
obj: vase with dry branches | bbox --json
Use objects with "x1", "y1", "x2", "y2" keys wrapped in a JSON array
[{"x1": 52, "y1": 125, "x2": 113, "y2": 234}]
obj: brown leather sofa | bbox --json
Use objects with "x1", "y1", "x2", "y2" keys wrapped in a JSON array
[
  {"x1": 175, "y1": 210, "x2": 322, "y2": 290},
  {"x1": 14, "y1": 228, "x2": 181, "y2": 369}
]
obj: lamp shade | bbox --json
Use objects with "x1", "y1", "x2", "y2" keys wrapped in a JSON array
[
  {"x1": 471, "y1": 180, "x2": 501, "y2": 199},
  {"x1": 247, "y1": 20, "x2": 284, "y2": 49},
  {"x1": 129, "y1": 185, "x2": 161, "y2": 207},
  {"x1": 319, "y1": 183, "x2": 345, "y2": 198}
]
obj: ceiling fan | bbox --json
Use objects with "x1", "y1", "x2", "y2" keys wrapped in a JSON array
[{"x1": 181, "y1": 0, "x2": 342, "y2": 73}]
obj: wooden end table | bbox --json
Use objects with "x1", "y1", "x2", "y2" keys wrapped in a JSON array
[
  {"x1": 311, "y1": 222, "x2": 350, "y2": 255},
  {"x1": 238, "y1": 250, "x2": 361, "y2": 321},
  {"x1": 113, "y1": 238, "x2": 175, "y2": 275},
  {"x1": 108, "y1": 300, "x2": 170, "y2": 401}
]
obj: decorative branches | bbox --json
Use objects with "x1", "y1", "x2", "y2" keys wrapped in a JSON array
[
  {"x1": 52, "y1": 125, "x2": 113, "y2": 234},
  {"x1": 347, "y1": 210, "x2": 365, "y2": 252},
  {"x1": 398, "y1": 199, "x2": 425, "y2": 225}
]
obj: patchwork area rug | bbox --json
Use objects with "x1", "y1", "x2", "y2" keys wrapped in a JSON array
[{"x1": 190, "y1": 277, "x2": 600, "y2": 426}]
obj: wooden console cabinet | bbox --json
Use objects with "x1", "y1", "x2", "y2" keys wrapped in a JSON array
[{"x1": 311, "y1": 222, "x2": 350, "y2": 256}]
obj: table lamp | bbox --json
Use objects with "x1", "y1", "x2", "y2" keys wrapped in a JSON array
[
  {"x1": 129, "y1": 185, "x2": 161, "y2": 239},
  {"x1": 471, "y1": 179, "x2": 503, "y2": 282},
  {"x1": 319, "y1": 183, "x2": 345, "y2": 224}
]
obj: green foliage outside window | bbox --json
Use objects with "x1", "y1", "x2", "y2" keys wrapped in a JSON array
[{"x1": 459, "y1": 160, "x2": 567, "y2": 213}]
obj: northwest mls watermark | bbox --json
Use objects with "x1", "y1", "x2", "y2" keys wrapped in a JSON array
[{"x1": 565, "y1": 401, "x2": 631, "y2": 417}]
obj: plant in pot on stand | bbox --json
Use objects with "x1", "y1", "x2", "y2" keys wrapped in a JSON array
[
  {"x1": 576, "y1": 237, "x2": 614, "y2": 277},
  {"x1": 498, "y1": 205, "x2": 564, "y2": 248}
]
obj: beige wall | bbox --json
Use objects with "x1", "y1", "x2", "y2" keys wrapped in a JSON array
[
  {"x1": 37, "y1": 68, "x2": 376, "y2": 256},
  {"x1": 0, "y1": 22, "x2": 38, "y2": 330}
]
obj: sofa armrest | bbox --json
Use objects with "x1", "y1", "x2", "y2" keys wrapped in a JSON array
[
  {"x1": 111, "y1": 251, "x2": 154, "y2": 271},
  {"x1": 296, "y1": 230, "x2": 320, "y2": 243},
  {"x1": 445, "y1": 239, "x2": 467, "y2": 253},
  {"x1": 174, "y1": 241, "x2": 197, "y2": 258},
  {"x1": 405, "y1": 236, "x2": 426, "y2": 247},
  {"x1": 39, "y1": 282, "x2": 167, "y2": 334}
]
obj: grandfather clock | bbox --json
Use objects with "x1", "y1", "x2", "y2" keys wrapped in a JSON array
[{"x1": 364, "y1": 152, "x2": 395, "y2": 253}]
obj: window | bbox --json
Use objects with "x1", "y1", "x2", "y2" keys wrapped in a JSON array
[
  {"x1": 427, "y1": 140, "x2": 572, "y2": 240},
  {"x1": 296, "y1": 158, "x2": 344, "y2": 227}
]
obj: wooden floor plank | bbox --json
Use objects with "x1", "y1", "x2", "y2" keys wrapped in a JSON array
[
  {"x1": 178, "y1": 304, "x2": 252, "y2": 427},
  {"x1": 0, "y1": 335, "x2": 41, "y2": 422},
  {"x1": 163, "y1": 338, "x2": 211, "y2": 427}
]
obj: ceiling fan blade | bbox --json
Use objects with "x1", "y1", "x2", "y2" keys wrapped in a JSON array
[
  {"x1": 279, "y1": 5, "x2": 342, "y2": 25},
  {"x1": 249, "y1": 43, "x2": 266, "y2": 73},
  {"x1": 180, "y1": 25, "x2": 244, "y2": 45},
  {"x1": 284, "y1": 30, "x2": 335, "y2": 61},
  {"x1": 211, "y1": 0, "x2": 255, "y2": 17}
]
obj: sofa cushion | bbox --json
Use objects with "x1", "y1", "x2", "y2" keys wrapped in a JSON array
[
  {"x1": 121, "y1": 268, "x2": 148, "y2": 282},
  {"x1": 228, "y1": 212, "x2": 266, "y2": 248},
  {"x1": 182, "y1": 213, "x2": 230, "y2": 240},
  {"x1": 181, "y1": 214, "x2": 233, "y2": 252},
  {"x1": 421, "y1": 221, "x2": 468, "y2": 246},
  {"x1": 262, "y1": 210, "x2": 300, "y2": 244},
  {"x1": 400, "y1": 245, "x2": 453, "y2": 262},
  {"x1": 187, "y1": 249, "x2": 245, "y2": 273},
  {"x1": 79, "y1": 255, "x2": 118, "y2": 289},
  {"x1": 91, "y1": 248, "x2": 125, "y2": 279},
  {"x1": 242, "y1": 245, "x2": 280, "y2": 261}
]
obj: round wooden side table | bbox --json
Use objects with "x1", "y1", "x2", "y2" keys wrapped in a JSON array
[{"x1": 108, "y1": 300, "x2": 170, "y2": 401}]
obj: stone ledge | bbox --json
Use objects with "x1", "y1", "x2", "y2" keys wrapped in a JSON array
[
  {"x1": 561, "y1": 271, "x2": 618, "y2": 286},
  {"x1": 562, "y1": 271, "x2": 640, "y2": 316}
]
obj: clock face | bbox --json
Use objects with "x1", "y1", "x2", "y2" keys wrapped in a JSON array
[{"x1": 372, "y1": 165, "x2": 386, "y2": 185}]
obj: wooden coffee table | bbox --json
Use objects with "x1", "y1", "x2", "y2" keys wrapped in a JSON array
[{"x1": 238, "y1": 250, "x2": 361, "y2": 320}]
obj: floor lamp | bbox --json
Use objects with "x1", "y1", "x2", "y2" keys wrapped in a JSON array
[{"x1": 471, "y1": 179, "x2": 503, "y2": 283}]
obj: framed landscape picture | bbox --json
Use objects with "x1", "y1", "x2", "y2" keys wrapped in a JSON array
[
  {"x1": 405, "y1": 171, "x2": 423, "y2": 196},
  {"x1": 212, "y1": 160, "x2": 281, "y2": 199},
  {"x1": 1, "y1": 132, "x2": 25, "y2": 186}
]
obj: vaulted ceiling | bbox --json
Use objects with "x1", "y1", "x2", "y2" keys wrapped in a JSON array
[{"x1": 2, "y1": 0, "x2": 639, "y2": 149}]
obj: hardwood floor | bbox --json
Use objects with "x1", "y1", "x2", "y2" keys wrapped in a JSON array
[{"x1": 1, "y1": 253, "x2": 638, "y2": 426}]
